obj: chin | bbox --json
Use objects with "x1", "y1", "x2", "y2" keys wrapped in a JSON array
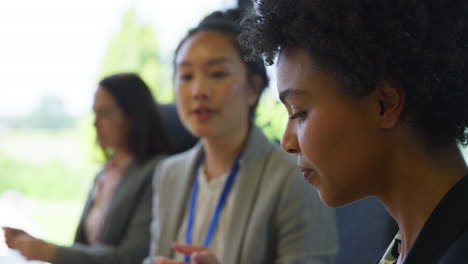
[
  {"x1": 317, "y1": 188, "x2": 362, "y2": 208},
  {"x1": 188, "y1": 129, "x2": 209, "y2": 139},
  {"x1": 186, "y1": 125, "x2": 216, "y2": 138},
  {"x1": 97, "y1": 141, "x2": 106, "y2": 149}
]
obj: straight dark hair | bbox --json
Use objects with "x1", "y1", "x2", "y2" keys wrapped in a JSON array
[{"x1": 99, "y1": 73, "x2": 173, "y2": 164}]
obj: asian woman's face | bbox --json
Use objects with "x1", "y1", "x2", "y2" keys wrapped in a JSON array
[
  {"x1": 277, "y1": 47, "x2": 391, "y2": 207},
  {"x1": 174, "y1": 30, "x2": 259, "y2": 139}
]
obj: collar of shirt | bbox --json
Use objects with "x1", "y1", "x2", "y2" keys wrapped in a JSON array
[{"x1": 379, "y1": 231, "x2": 402, "y2": 264}]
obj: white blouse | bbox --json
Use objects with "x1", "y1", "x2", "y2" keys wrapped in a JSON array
[
  {"x1": 175, "y1": 165, "x2": 237, "y2": 261},
  {"x1": 84, "y1": 158, "x2": 131, "y2": 244}
]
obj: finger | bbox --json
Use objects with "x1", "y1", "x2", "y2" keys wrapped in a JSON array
[
  {"x1": 3, "y1": 227, "x2": 15, "y2": 238},
  {"x1": 192, "y1": 251, "x2": 218, "y2": 264},
  {"x1": 3, "y1": 227, "x2": 26, "y2": 239},
  {"x1": 17, "y1": 233, "x2": 33, "y2": 240},
  {"x1": 14, "y1": 239, "x2": 27, "y2": 254},
  {"x1": 5, "y1": 239, "x2": 15, "y2": 249},
  {"x1": 7, "y1": 236, "x2": 24, "y2": 249},
  {"x1": 10, "y1": 235, "x2": 35, "y2": 251},
  {"x1": 3, "y1": 227, "x2": 24, "y2": 235},
  {"x1": 15, "y1": 240, "x2": 36, "y2": 261},
  {"x1": 172, "y1": 243, "x2": 207, "y2": 255},
  {"x1": 153, "y1": 256, "x2": 185, "y2": 264}
]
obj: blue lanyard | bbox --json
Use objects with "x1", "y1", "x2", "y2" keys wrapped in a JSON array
[{"x1": 184, "y1": 153, "x2": 242, "y2": 262}]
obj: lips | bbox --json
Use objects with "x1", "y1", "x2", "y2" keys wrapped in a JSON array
[
  {"x1": 299, "y1": 166, "x2": 316, "y2": 184},
  {"x1": 96, "y1": 132, "x2": 103, "y2": 141},
  {"x1": 192, "y1": 107, "x2": 216, "y2": 121}
]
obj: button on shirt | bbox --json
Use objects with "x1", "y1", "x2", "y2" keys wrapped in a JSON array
[{"x1": 175, "y1": 165, "x2": 235, "y2": 261}]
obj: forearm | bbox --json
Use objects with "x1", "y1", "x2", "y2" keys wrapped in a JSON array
[{"x1": 55, "y1": 242, "x2": 148, "y2": 264}]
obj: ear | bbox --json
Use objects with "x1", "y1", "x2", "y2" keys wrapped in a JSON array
[
  {"x1": 247, "y1": 74, "x2": 264, "y2": 106},
  {"x1": 374, "y1": 81, "x2": 405, "y2": 129}
]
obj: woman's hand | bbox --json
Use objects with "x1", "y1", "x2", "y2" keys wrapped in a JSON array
[
  {"x1": 153, "y1": 243, "x2": 220, "y2": 264},
  {"x1": 3, "y1": 227, "x2": 26, "y2": 249},
  {"x1": 2, "y1": 227, "x2": 56, "y2": 262}
]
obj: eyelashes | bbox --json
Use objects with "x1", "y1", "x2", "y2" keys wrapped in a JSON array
[
  {"x1": 179, "y1": 74, "x2": 193, "y2": 81},
  {"x1": 210, "y1": 71, "x2": 229, "y2": 78},
  {"x1": 177, "y1": 71, "x2": 229, "y2": 81},
  {"x1": 289, "y1": 111, "x2": 307, "y2": 120}
]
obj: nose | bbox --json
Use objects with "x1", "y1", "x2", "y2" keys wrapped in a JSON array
[
  {"x1": 281, "y1": 121, "x2": 300, "y2": 154},
  {"x1": 93, "y1": 115, "x2": 98, "y2": 128},
  {"x1": 191, "y1": 76, "x2": 211, "y2": 100}
]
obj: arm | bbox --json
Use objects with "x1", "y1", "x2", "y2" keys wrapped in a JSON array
[
  {"x1": 274, "y1": 170, "x2": 338, "y2": 264},
  {"x1": 3, "y1": 227, "x2": 57, "y2": 262}
]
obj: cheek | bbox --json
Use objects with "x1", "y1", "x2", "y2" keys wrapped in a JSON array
[
  {"x1": 298, "y1": 110, "x2": 365, "y2": 169},
  {"x1": 107, "y1": 117, "x2": 128, "y2": 134},
  {"x1": 114, "y1": 120, "x2": 131, "y2": 143},
  {"x1": 298, "y1": 111, "x2": 341, "y2": 156},
  {"x1": 301, "y1": 109, "x2": 382, "y2": 180},
  {"x1": 222, "y1": 80, "x2": 250, "y2": 109},
  {"x1": 175, "y1": 86, "x2": 188, "y2": 105},
  {"x1": 99, "y1": 120, "x2": 111, "y2": 131},
  {"x1": 175, "y1": 86, "x2": 191, "y2": 120}
]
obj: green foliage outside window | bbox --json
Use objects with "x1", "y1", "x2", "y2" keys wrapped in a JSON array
[{"x1": 100, "y1": 8, "x2": 173, "y2": 103}]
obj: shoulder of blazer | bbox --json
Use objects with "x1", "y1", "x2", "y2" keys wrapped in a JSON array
[
  {"x1": 154, "y1": 144, "x2": 203, "y2": 185},
  {"x1": 439, "y1": 229, "x2": 468, "y2": 263},
  {"x1": 98, "y1": 154, "x2": 165, "y2": 244},
  {"x1": 241, "y1": 126, "x2": 298, "y2": 179},
  {"x1": 133, "y1": 154, "x2": 167, "y2": 183},
  {"x1": 405, "y1": 175, "x2": 468, "y2": 263}
]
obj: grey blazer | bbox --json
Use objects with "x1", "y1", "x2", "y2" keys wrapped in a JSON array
[
  {"x1": 54, "y1": 155, "x2": 163, "y2": 264},
  {"x1": 145, "y1": 127, "x2": 337, "y2": 264}
]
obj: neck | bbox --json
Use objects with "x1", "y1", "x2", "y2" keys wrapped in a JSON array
[
  {"x1": 378, "y1": 142, "x2": 467, "y2": 261},
  {"x1": 202, "y1": 124, "x2": 250, "y2": 181},
  {"x1": 112, "y1": 148, "x2": 132, "y2": 164}
]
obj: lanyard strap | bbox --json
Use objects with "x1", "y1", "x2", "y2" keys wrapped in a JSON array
[{"x1": 184, "y1": 153, "x2": 242, "y2": 262}]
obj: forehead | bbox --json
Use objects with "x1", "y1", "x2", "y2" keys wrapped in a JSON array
[
  {"x1": 276, "y1": 47, "x2": 316, "y2": 91},
  {"x1": 175, "y1": 30, "x2": 240, "y2": 66},
  {"x1": 93, "y1": 87, "x2": 116, "y2": 107},
  {"x1": 277, "y1": 47, "x2": 347, "y2": 102}
]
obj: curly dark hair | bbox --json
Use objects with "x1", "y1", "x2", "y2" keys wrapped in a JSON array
[
  {"x1": 174, "y1": 8, "x2": 269, "y2": 120},
  {"x1": 240, "y1": 0, "x2": 468, "y2": 146}
]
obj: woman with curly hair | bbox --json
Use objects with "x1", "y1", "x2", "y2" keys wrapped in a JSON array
[
  {"x1": 144, "y1": 8, "x2": 337, "y2": 264},
  {"x1": 241, "y1": 0, "x2": 468, "y2": 263}
]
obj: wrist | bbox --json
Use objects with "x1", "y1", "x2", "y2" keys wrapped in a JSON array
[{"x1": 43, "y1": 241, "x2": 57, "y2": 263}]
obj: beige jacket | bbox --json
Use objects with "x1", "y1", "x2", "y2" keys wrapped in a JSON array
[{"x1": 145, "y1": 127, "x2": 337, "y2": 264}]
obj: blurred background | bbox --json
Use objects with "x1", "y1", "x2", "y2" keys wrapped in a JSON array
[
  {"x1": 0, "y1": 0, "x2": 467, "y2": 263},
  {"x1": 0, "y1": 0, "x2": 288, "y2": 262}
]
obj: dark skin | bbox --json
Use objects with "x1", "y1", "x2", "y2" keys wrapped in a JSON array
[{"x1": 278, "y1": 46, "x2": 468, "y2": 263}]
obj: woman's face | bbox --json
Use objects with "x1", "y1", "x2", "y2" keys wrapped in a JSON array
[
  {"x1": 174, "y1": 30, "x2": 258, "y2": 139},
  {"x1": 277, "y1": 47, "x2": 391, "y2": 207},
  {"x1": 93, "y1": 87, "x2": 129, "y2": 151}
]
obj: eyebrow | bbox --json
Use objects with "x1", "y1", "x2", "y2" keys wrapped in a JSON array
[
  {"x1": 279, "y1": 89, "x2": 307, "y2": 104},
  {"x1": 205, "y1": 58, "x2": 229, "y2": 67},
  {"x1": 177, "y1": 58, "x2": 229, "y2": 68}
]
